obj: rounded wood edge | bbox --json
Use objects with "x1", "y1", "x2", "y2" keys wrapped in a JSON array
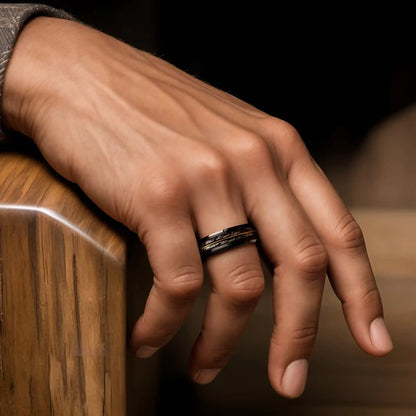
[{"x1": 0, "y1": 146, "x2": 128, "y2": 263}]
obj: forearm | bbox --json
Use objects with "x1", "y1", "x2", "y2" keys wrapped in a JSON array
[{"x1": 0, "y1": 3, "x2": 74, "y2": 139}]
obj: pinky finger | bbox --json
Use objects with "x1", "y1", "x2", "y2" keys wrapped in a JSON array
[{"x1": 130, "y1": 217, "x2": 203, "y2": 357}]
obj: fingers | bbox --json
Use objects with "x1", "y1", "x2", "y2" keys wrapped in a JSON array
[
  {"x1": 130, "y1": 154, "x2": 265, "y2": 387},
  {"x1": 190, "y1": 244, "x2": 264, "y2": 384},
  {"x1": 189, "y1": 245, "x2": 264, "y2": 384},
  {"x1": 188, "y1": 178, "x2": 265, "y2": 384},
  {"x1": 128, "y1": 116, "x2": 391, "y2": 401},
  {"x1": 283, "y1": 133, "x2": 393, "y2": 356},
  {"x1": 129, "y1": 214, "x2": 203, "y2": 358},
  {"x1": 247, "y1": 174, "x2": 328, "y2": 398}
]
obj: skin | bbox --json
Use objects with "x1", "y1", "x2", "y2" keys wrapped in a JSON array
[{"x1": 2, "y1": 17, "x2": 393, "y2": 398}]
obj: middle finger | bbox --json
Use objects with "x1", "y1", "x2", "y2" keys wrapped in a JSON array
[{"x1": 246, "y1": 172, "x2": 328, "y2": 398}]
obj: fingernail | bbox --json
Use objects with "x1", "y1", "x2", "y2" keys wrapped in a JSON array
[
  {"x1": 370, "y1": 317, "x2": 393, "y2": 353},
  {"x1": 135, "y1": 345, "x2": 159, "y2": 358},
  {"x1": 281, "y1": 359, "x2": 308, "y2": 398},
  {"x1": 193, "y1": 368, "x2": 221, "y2": 384}
]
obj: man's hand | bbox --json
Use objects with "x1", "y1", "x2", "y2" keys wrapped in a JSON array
[{"x1": 2, "y1": 17, "x2": 393, "y2": 398}]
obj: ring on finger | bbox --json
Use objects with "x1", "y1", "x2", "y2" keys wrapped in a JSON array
[{"x1": 197, "y1": 223, "x2": 258, "y2": 260}]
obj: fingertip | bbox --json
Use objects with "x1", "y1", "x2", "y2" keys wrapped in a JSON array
[
  {"x1": 193, "y1": 368, "x2": 222, "y2": 384},
  {"x1": 135, "y1": 345, "x2": 160, "y2": 359},
  {"x1": 269, "y1": 359, "x2": 308, "y2": 399},
  {"x1": 370, "y1": 317, "x2": 394, "y2": 356},
  {"x1": 282, "y1": 359, "x2": 308, "y2": 398}
]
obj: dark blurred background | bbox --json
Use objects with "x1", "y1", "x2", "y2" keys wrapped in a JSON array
[{"x1": 22, "y1": 0, "x2": 416, "y2": 166}]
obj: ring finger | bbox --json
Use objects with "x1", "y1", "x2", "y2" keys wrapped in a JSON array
[{"x1": 188, "y1": 197, "x2": 265, "y2": 384}]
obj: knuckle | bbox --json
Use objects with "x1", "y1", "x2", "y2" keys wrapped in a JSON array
[
  {"x1": 262, "y1": 117, "x2": 308, "y2": 171},
  {"x1": 271, "y1": 324, "x2": 318, "y2": 349},
  {"x1": 361, "y1": 285, "x2": 381, "y2": 306},
  {"x1": 290, "y1": 326, "x2": 318, "y2": 346},
  {"x1": 233, "y1": 131, "x2": 271, "y2": 166},
  {"x1": 223, "y1": 263, "x2": 265, "y2": 305},
  {"x1": 156, "y1": 266, "x2": 203, "y2": 301},
  {"x1": 293, "y1": 234, "x2": 328, "y2": 275},
  {"x1": 343, "y1": 283, "x2": 381, "y2": 311},
  {"x1": 193, "y1": 148, "x2": 230, "y2": 184},
  {"x1": 146, "y1": 174, "x2": 184, "y2": 209},
  {"x1": 333, "y1": 212, "x2": 365, "y2": 251},
  {"x1": 268, "y1": 118, "x2": 301, "y2": 146},
  {"x1": 271, "y1": 118, "x2": 309, "y2": 159},
  {"x1": 277, "y1": 119, "x2": 300, "y2": 140}
]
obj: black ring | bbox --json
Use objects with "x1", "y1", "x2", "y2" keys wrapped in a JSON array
[{"x1": 197, "y1": 223, "x2": 258, "y2": 260}]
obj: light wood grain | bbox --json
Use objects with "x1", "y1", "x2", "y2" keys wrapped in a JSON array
[{"x1": 0, "y1": 145, "x2": 128, "y2": 415}]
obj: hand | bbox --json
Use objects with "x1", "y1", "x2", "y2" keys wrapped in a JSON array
[{"x1": 3, "y1": 17, "x2": 393, "y2": 398}]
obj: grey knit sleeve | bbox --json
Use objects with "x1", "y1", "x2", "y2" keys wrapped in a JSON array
[{"x1": 0, "y1": 3, "x2": 75, "y2": 140}]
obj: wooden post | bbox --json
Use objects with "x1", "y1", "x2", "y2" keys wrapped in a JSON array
[{"x1": 0, "y1": 144, "x2": 128, "y2": 415}]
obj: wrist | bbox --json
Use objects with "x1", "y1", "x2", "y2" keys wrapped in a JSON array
[{"x1": 2, "y1": 17, "x2": 78, "y2": 138}]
